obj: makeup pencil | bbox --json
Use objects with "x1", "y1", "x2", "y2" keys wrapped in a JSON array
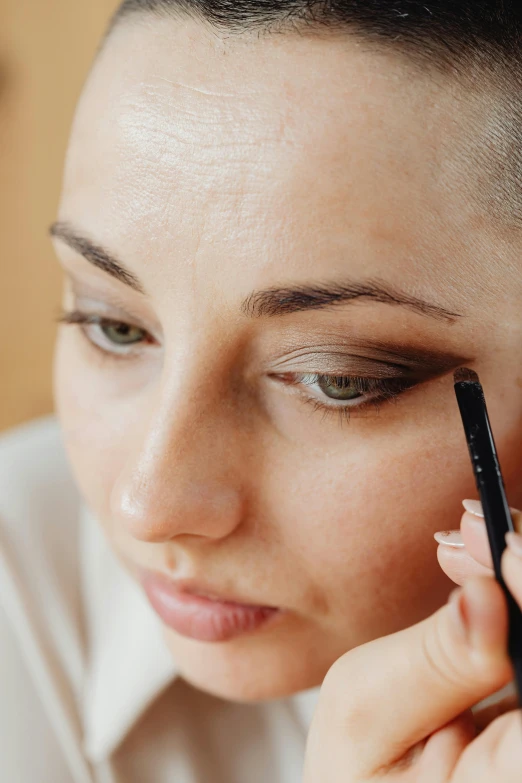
[{"x1": 454, "y1": 367, "x2": 522, "y2": 707}]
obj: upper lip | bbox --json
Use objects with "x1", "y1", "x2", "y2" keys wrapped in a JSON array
[{"x1": 139, "y1": 569, "x2": 278, "y2": 609}]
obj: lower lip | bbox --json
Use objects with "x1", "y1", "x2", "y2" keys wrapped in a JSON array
[{"x1": 140, "y1": 574, "x2": 281, "y2": 643}]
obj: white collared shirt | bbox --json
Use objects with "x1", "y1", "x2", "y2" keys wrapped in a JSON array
[{"x1": 0, "y1": 416, "x2": 320, "y2": 783}]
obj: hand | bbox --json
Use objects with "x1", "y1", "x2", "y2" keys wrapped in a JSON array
[
  {"x1": 435, "y1": 501, "x2": 522, "y2": 726},
  {"x1": 302, "y1": 501, "x2": 522, "y2": 782},
  {"x1": 435, "y1": 499, "x2": 522, "y2": 588}
]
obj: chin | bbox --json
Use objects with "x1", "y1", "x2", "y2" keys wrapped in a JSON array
[{"x1": 163, "y1": 625, "x2": 329, "y2": 702}]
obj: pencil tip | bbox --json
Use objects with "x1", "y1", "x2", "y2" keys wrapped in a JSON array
[{"x1": 454, "y1": 367, "x2": 480, "y2": 384}]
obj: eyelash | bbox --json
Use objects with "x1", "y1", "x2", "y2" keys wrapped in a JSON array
[
  {"x1": 57, "y1": 309, "x2": 417, "y2": 421},
  {"x1": 57, "y1": 309, "x2": 156, "y2": 358},
  {"x1": 280, "y1": 373, "x2": 415, "y2": 422}
]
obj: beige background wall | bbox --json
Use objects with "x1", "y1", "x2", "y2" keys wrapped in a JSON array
[{"x1": 0, "y1": 1, "x2": 119, "y2": 432}]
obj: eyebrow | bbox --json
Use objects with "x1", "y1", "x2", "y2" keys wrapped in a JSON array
[
  {"x1": 242, "y1": 283, "x2": 462, "y2": 322},
  {"x1": 50, "y1": 221, "x2": 462, "y2": 322},
  {"x1": 49, "y1": 221, "x2": 146, "y2": 295}
]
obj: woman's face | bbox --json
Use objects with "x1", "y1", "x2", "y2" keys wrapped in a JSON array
[{"x1": 53, "y1": 16, "x2": 522, "y2": 700}]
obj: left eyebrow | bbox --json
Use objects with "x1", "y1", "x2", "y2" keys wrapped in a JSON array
[{"x1": 241, "y1": 281, "x2": 463, "y2": 322}]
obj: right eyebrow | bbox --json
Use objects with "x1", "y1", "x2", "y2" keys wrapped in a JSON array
[{"x1": 49, "y1": 221, "x2": 146, "y2": 295}]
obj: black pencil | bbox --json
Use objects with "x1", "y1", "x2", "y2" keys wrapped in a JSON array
[{"x1": 454, "y1": 367, "x2": 522, "y2": 707}]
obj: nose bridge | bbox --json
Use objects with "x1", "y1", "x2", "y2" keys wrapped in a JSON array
[{"x1": 110, "y1": 351, "x2": 247, "y2": 543}]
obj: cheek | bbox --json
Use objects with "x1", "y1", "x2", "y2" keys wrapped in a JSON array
[
  {"x1": 270, "y1": 428, "x2": 477, "y2": 625},
  {"x1": 53, "y1": 331, "x2": 140, "y2": 521},
  {"x1": 490, "y1": 401, "x2": 522, "y2": 509}
]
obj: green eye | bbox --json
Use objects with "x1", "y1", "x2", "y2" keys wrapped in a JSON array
[
  {"x1": 101, "y1": 321, "x2": 146, "y2": 346},
  {"x1": 316, "y1": 376, "x2": 363, "y2": 401}
]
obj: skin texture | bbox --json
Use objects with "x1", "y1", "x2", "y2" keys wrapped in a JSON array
[
  {"x1": 302, "y1": 510, "x2": 522, "y2": 781},
  {"x1": 52, "y1": 15, "x2": 522, "y2": 702}
]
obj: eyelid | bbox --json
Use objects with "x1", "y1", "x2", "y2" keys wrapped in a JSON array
[
  {"x1": 58, "y1": 309, "x2": 159, "y2": 361},
  {"x1": 63, "y1": 274, "x2": 160, "y2": 333},
  {"x1": 268, "y1": 340, "x2": 471, "y2": 378},
  {"x1": 271, "y1": 353, "x2": 415, "y2": 379},
  {"x1": 293, "y1": 372, "x2": 415, "y2": 395},
  {"x1": 282, "y1": 371, "x2": 418, "y2": 417},
  {"x1": 85, "y1": 321, "x2": 146, "y2": 356},
  {"x1": 66, "y1": 293, "x2": 161, "y2": 342}
]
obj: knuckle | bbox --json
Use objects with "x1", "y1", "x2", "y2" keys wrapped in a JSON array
[
  {"x1": 457, "y1": 711, "x2": 521, "y2": 782},
  {"x1": 322, "y1": 645, "x2": 364, "y2": 694},
  {"x1": 319, "y1": 645, "x2": 374, "y2": 729},
  {"x1": 420, "y1": 611, "x2": 477, "y2": 692}
]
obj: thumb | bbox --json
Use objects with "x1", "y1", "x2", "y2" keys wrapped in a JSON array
[{"x1": 313, "y1": 577, "x2": 514, "y2": 779}]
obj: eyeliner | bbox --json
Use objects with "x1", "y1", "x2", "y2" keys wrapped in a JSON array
[{"x1": 454, "y1": 367, "x2": 522, "y2": 706}]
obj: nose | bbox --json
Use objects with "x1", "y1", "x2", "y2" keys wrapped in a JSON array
[{"x1": 110, "y1": 386, "x2": 247, "y2": 544}]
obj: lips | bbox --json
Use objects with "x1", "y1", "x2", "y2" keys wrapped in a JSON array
[{"x1": 140, "y1": 572, "x2": 281, "y2": 642}]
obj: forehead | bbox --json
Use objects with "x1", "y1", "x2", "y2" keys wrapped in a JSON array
[{"x1": 59, "y1": 16, "x2": 510, "y2": 305}]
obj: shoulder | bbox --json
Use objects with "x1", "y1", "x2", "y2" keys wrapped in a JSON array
[
  {"x1": 0, "y1": 415, "x2": 81, "y2": 575},
  {"x1": 0, "y1": 417, "x2": 85, "y2": 780},
  {"x1": 0, "y1": 414, "x2": 79, "y2": 531},
  {"x1": 0, "y1": 414, "x2": 82, "y2": 598},
  {"x1": 0, "y1": 413, "x2": 83, "y2": 613},
  {"x1": 0, "y1": 413, "x2": 84, "y2": 641},
  {"x1": 0, "y1": 591, "x2": 75, "y2": 780}
]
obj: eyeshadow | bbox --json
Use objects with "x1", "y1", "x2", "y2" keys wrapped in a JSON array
[
  {"x1": 270, "y1": 336, "x2": 472, "y2": 379},
  {"x1": 345, "y1": 340, "x2": 473, "y2": 374}
]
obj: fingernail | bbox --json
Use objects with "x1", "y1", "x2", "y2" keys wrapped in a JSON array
[
  {"x1": 434, "y1": 530, "x2": 464, "y2": 548},
  {"x1": 506, "y1": 531, "x2": 522, "y2": 558},
  {"x1": 462, "y1": 499, "x2": 484, "y2": 518}
]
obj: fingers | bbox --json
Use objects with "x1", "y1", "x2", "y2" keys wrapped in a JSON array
[
  {"x1": 472, "y1": 685, "x2": 519, "y2": 733},
  {"x1": 417, "y1": 711, "x2": 476, "y2": 782},
  {"x1": 436, "y1": 507, "x2": 494, "y2": 585},
  {"x1": 502, "y1": 533, "x2": 522, "y2": 608},
  {"x1": 436, "y1": 544, "x2": 492, "y2": 586},
  {"x1": 460, "y1": 506, "x2": 493, "y2": 569},
  {"x1": 452, "y1": 710, "x2": 522, "y2": 782},
  {"x1": 436, "y1": 502, "x2": 522, "y2": 585},
  {"x1": 309, "y1": 576, "x2": 513, "y2": 779}
]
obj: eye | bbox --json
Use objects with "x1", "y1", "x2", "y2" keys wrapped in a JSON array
[
  {"x1": 315, "y1": 375, "x2": 365, "y2": 401},
  {"x1": 276, "y1": 371, "x2": 417, "y2": 420},
  {"x1": 100, "y1": 321, "x2": 145, "y2": 346},
  {"x1": 57, "y1": 309, "x2": 155, "y2": 357}
]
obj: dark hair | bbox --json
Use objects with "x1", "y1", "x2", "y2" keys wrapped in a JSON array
[
  {"x1": 106, "y1": 1, "x2": 522, "y2": 225},
  {"x1": 111, "y1": 2, "x2": 522, "y2": 68}
]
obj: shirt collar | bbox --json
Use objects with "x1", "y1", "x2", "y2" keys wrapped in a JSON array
[
  {"x1": 290, "y1": 686, "x2": 321, "y2": 732},
  {"x1": 79, "y1": 503, "x2": 179, "y2": 763}
]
